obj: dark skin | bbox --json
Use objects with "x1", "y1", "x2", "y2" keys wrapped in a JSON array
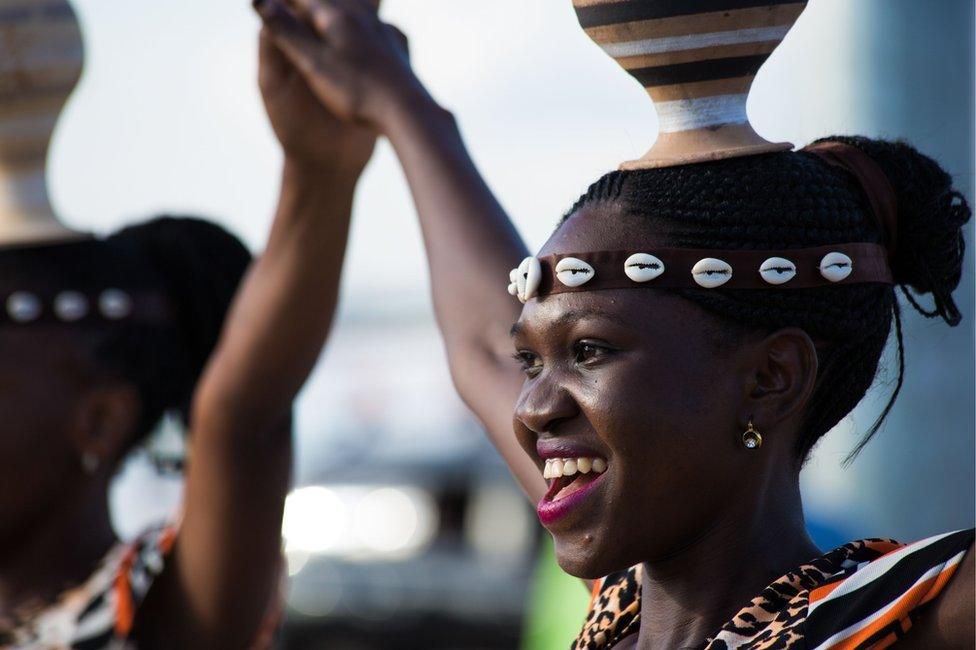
[
  {"x1": 260, "y1": 1, "x2": 975, "y2": 647},
  {"x1": 512, "y1": 209, "x2": 822, "y2": 646},
  {"x1": 0, "y1": 13, "x2": 375, "y2": 648},
  {"x1": 0, "y1": 329, "x2": 137, "y2": 615}
]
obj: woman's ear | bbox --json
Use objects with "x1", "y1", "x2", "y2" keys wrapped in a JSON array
[
  {"x1": 744, "y1": 327, "x2": 819, "y2": 429},
  {"x1": 65, "y1": 382, "x2": 142, "y2": 475}
]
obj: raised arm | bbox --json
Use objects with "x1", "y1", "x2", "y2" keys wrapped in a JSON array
[
  {"x1": 257, "y1": 0, "x2": 546, "y2": 502},
  {"x1": 132, "y1": 26, "x2": 376, "y2": 649}
]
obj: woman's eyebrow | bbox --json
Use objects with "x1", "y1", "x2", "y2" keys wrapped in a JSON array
[
  {"x1": 510, "y1": 308, "x2": 629, "y2": 338},
  {"x1": 552, "y1": 308, "x2": 628, "y2": 329}
]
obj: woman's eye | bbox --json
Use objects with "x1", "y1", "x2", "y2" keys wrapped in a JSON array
[
  {"x1": 574, "y1": 341, "x2": 609, "y2": 364},
  {"x1": 513, "y1": 351, "x2": 542, "y2": 376}
]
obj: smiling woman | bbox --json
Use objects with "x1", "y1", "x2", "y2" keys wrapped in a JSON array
[{"x1": 253, "y1": 0, "x2": 974, "y2": 648}]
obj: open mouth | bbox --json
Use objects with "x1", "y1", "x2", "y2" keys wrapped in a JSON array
[
  {"x1": 543, "y1": 456, "x2": 607, "y2": 500},
  {"x1": 537, "y1": 455, "x2": 608, "y2": 525}
]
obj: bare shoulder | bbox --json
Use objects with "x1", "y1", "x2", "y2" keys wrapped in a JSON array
[{"x1": 901, "y1": 540, "x2": 974, "y2": 649}]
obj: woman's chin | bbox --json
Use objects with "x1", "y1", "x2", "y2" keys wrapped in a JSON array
[{"x1": 553, "y1": 533, "x2": 628, "y2": 580}]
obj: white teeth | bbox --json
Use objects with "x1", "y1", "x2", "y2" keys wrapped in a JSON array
[
  {"x1": 543, "y1": 456, "x2": 606, "y2": 479},
  {"x1": 550, "y1": 459, "x2": 564, "y2": 478}
]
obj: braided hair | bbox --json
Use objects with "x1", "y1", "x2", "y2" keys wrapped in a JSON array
[
  {"x1": 561, "y1": 136, "x2": 971, "y2": 462},
  {"x1": 95, "y1": 216, "x2": 252, "y2": 445}
]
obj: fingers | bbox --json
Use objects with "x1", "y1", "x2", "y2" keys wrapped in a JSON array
[
  {"x1": 258, "y1": 28, "x2": 289, "y2": 82},
  {"x1": 256, "y1": 0, "x2": 329, "y2": 75},
  {"x1": 286, "y1": 0, "x2": 384, "y2": 40},
  {"x1": 286, "y1": 0, "x2": 338, "y2": 37}
]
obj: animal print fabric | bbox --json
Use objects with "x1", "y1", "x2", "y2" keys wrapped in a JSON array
[{"x1": 573, "y1": 529, "x2": 974, "y2": 650}]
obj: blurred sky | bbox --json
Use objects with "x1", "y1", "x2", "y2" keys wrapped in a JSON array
[{"x1": 48, "y1": 0, "x2": 974, "y2": 542}]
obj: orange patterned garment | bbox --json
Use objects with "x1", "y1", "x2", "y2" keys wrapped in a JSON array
[
  {"x1": 573, "y1": 528, "x2": 974, "y2": 650},
  {"x1": 0, "y1": 525, "x2": 280, "y2": 649}
]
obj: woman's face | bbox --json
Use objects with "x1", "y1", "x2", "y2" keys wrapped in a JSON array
[
  {"x1": 0, "y1": 329, "x2": 129, "y2": 549},
  {"x1": 511, "y1": 205, "x2": 773, "y2": 579}
]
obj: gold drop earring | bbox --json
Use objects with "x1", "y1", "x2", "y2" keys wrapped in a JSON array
[{"x1": 742, "y1": 419, "x2": 762, "y2": 450}]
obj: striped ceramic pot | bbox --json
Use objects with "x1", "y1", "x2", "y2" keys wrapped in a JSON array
[
  {"x1": 573, "y1": 0, "x2": 807, "y2": 169},
  {"x1": 0, "y1": 0, "x2": 84, "y2": 242}
]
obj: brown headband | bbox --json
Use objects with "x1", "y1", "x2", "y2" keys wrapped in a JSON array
[
  {"x1": 525, "y1": 244, "x2": 892, "y2": 299},
  {"x1": 802, "y1": 141, "x2": 899, "y2": 258},
  {"x1": 1, "y1": 288, "x2": 175, "y2": 328}
]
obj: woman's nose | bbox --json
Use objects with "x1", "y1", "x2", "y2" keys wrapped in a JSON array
[{"x1": 514, "y1": 372, "x2": 579, "y2": 436}]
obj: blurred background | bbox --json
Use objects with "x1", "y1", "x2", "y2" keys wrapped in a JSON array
[{"x1": 40, "y1": 0, "x2": 974, "y2": 648}]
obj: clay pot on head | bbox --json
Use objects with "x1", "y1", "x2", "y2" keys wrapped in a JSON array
[
  {"x1": 572, "y1": 0, "x2": 808, "y2": 169},
  {"x1": 0, "y1": 0, "x2": 85, "y2": 243}
]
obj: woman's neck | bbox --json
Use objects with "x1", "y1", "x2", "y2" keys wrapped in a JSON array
[
  {"x1": 633, "y1": 474, "x2": 820, "y2": 650},
  {"x1": 0, "y1": 480, "x2": 118, "y2": 618}
]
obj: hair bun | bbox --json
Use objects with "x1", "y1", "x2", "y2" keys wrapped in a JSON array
[{"x1": 816, "y1": 136, "x2": 971, "y2": 325}]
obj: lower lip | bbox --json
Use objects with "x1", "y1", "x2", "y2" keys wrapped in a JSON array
[{"x1": 536, "y1": 472, "x2": 606, "y2": 526}]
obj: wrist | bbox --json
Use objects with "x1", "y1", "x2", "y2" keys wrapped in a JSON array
[
  {"x1": 282, "y1": 155, "x2": 364, "y2": 188},
  {"x1": 379, "y1": 82, "x2": 453, "y2": 138}
]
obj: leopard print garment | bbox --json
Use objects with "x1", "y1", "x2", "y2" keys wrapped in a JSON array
[{"x1": 572, "y1": 538, "x2": 900, "y2": 650}]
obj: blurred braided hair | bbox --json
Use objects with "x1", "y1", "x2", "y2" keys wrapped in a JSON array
[
  {"x1": 94, "y1": 216, "x2": 252, "y2": 447},
  {"x1": 561, "y1": 136, "x2": 970, "y2": 462}
]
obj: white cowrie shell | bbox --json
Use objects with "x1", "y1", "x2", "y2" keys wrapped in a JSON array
[
  {"x1": 819, "y1": 252, "x2": 853, "y2": 283},
  {"x1": 517, "y1": 256, "x2": 542, "y2": 303},
  {"x1": 759, "y1": 257, "x2": 796, "y2": 285},
  {"x1": 555, "y1": 257, "x2": 595, "y2": 287},
  {"x1": 99, "y1": 289, "x2": 133, "y2": 320},
  {"x1": 691, "y1": 258, "x2": 733, "y2": 288},
  {"x1": 624, "y1": 253, "x2": 665, "y2": 282},
  {"x1": 54, "y1": 291, "x2": 89, "y2": 321},
  {"x1": 6, "y1": 291, "x2": 42, "y2": 323},
  {"x1": 507, "y1": 268, "x2": 520, "y2": 296}
]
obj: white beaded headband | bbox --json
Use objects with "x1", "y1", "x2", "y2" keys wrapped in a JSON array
[
  {"x1": 1, "y1": 288, "x2": 172, "y2": 326},
  {"x1": 507, "y1": 243, "x2": 893, "y2": 303}
]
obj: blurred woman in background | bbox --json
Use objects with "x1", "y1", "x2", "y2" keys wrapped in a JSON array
[
  {"x1": 0, "y1": 6, "x2": 375, "y2": 647},
  {"x1": 257, "y1": 0, "x2": 974, "y2": 647}
]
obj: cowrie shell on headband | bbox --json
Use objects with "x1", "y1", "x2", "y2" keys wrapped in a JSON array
[
  {"x1": 759, "y1": 257, "x2": 796, "y2": 285},
  {"x1": 555, "y1": 257, "x2": 595, "y2": 287},
  {"x1": 692, "y1": 258, "x2": 733, "y2": 288},
  {"x1": 54, "y1": 291, "x2": 89, "y2": 322},
  {"x1": 819, "y1": 252, "x2": 853, "y2": 283},
  {"x1": 507, "y1": 268, "x2": 519, "y2": 296},
  {"x1": 99, "y1": 289, "x2": 133, "y2": 320},
  {"x1": 624, "y1": 253, "x2": 665, "y2": 283},
  {"x1": 6, "y1": 291, "x2": 42, "y2": 323},
  {"x1": 517, "y1": 257, "x2": 541, "y2": 303}
]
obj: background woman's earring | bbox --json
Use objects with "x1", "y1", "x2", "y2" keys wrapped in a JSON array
[
  {"x1": 742, "y1": 421, "x2": 763, "y2": 450},
  {"x1": 81, "y1": 451, "x2": 100, "y2": 475}
]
